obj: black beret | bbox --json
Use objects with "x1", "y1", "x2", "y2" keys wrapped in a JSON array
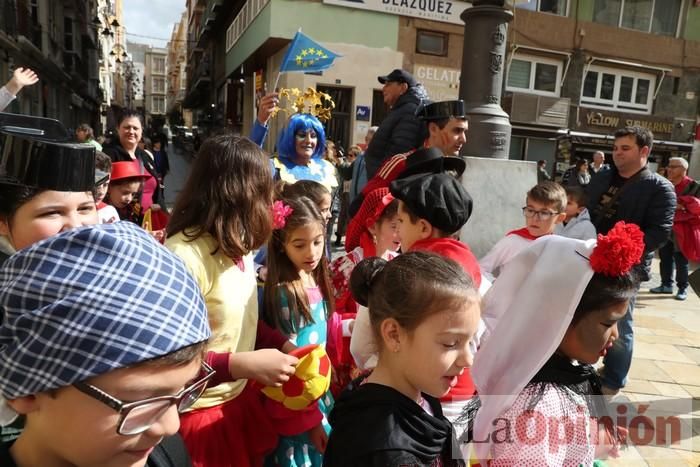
[{"x1": 390, "y1": 172, "x2": 473, "y2": 233}]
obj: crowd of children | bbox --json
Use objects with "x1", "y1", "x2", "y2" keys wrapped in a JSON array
[{"x1": 1, "y1": 100, "x2": 668, "y2": 467}]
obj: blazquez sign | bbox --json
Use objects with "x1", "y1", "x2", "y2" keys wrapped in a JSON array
[{"x1": 323, "y1": 0, "x2": 472, "y2": 25}]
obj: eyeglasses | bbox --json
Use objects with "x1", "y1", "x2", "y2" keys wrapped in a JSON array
[
  {"x1": 73, "y1": 362, "x2": 215, "y2": 435},
  {"x1": 666, "y1": 165, "x2": 684, "y2": 170},
  {"x1": 522, "y1": 207, "x2": 560, "y2": 220}
]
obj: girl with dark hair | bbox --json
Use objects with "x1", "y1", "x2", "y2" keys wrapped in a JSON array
[
  {"x1": 324, "y1": 251, "x2": 479, "y2": 467},
  {"x1": 262, "y1": 195, "x2": 337, "y2": 467},
  {"x1": 165, "y1": 135, "x2": 299, "y2": 467},
  {"x1": 470, "y1": 222, "x2": 644, "y2": 465},
  {"x1": 328, "y1": 187, "x2": 400, "y2": 394}
]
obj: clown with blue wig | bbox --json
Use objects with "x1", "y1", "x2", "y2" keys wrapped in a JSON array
[{"x1": 251, "y1": 88, "x2": 339, "y2": 192}]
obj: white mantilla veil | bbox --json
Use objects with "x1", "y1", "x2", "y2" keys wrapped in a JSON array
[{"x1": 470, "y1": 235, "x2": 596, "y2": 461}]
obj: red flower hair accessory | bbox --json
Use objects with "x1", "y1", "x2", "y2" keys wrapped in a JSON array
[
  {"x1": 272, "y1": 200, "x2": 294, "y2": 230},
  {"x1": 589, "y1": 221, "x2": 645, "y2": 277}
]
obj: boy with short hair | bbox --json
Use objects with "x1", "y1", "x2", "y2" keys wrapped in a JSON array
[
  {"x1": 0, "y1": 222, "x2": 212, "y2": 467},
  {"x1": 390, "y1": 172, "x2": 481, "y2": 287},
  {"x1": 480, "y1": 181, "x2": 567, "y2": 281},
  {"x1": 555, "y1": 186, "x2": 597, "y2": 240}
]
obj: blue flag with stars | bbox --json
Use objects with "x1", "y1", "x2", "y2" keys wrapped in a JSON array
[{"x1": 279, "y1": 31, "x2": 340, "y2": 73}]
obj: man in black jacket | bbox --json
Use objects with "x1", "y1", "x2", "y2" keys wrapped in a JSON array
[
  {"x1": 364, "y1": 69, "x2": 429, "y2": 179},
  {"x1": 586, "y1": 126, "x2": 676, "y2": 395}
]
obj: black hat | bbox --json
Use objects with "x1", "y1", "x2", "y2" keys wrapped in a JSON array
[
  {"x1": 0, "y1": 129, "x2": 96, "y2": 191},
  {"x1": 0, "y1": 112, "x2": 71, "y2": 142},
  {"x1": 399, "y1": 147, "x2": 466, "y2": 179},
  {"x1": 418, "y1": 100, "x2": 465, "y2": 121},
  {"x1": 390, "y1": 172, "x2": 473, "y2": 234},
  {"x1": 378, "y1": 69, "x2": 417, "y2": 87}
]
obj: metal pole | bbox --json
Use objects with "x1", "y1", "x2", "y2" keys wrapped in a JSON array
[{"x1": 459, "y1": 0, "x2": 513, "y2": 159}]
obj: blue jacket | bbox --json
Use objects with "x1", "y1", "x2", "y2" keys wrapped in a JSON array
[{"x1": 586, "y1": 166, "x2": 676, "y2": 280}]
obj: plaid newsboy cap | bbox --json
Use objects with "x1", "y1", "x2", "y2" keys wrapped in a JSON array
[{"x1": 0, "y1": 222, "x2": 210, "y2": 404}]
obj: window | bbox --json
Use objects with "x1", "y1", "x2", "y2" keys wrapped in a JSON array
[
  {"x1": 516, "y1": 0, "x2": 568, "y2": 15},
  {"x1": 152, "y1": 96, "x2": 166, "y2": 114},
  {"x1": 152, "y1": 56, "x2": 166, "y2": 74},
  {"x1": 593, "y1": 0, "x2": 682, "y2": 36},
  {"x1": 581, "y1": 65, "x2": 655, "y2": 113},
  {"x1": 506, "y1": 55, "x2": 562, "y2": 97},
  {"x1": 416, "y1": 31, "x2": 448, "y2": 56},
  {"x1": 64, "y1": 17, "x2": 74, "y2": 52},
  {"x1": 152, "y1": 77, "x2": 166, "y2": 94}
]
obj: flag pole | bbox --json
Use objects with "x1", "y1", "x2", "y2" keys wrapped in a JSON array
[{"x1": 273, "y1": 28, "x2": 302, "y2": 92}]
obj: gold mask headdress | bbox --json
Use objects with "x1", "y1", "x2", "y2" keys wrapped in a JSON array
[{"x1": 270, "y1": 87, "x2": 335, "y2": 123}]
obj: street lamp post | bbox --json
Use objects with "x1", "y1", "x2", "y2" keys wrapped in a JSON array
[{"x1": 459, "y1": 0, "x2": 513, "y2": 159}]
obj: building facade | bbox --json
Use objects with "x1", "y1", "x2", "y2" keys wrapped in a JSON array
[
  {"x1": 144, "y1": 46, "x2": 168, "y2": 131},
  {"x1": 183, "y1": 0, "x2": 700, "y2": 164},
  {"x1": 167, "y1": 12, "x2": 192, "y2": 127},
  {"x1": 1, "y1": 0, "x2": 102, "y2": 133}
]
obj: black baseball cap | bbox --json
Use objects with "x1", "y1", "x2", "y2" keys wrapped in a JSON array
[{"x1": 378, "y1": 69, "x2": 417, "y2": 87}]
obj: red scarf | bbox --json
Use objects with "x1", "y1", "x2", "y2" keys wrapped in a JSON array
[{"x1": 507, "y1": 227, "x2": 541, "y2": 240}]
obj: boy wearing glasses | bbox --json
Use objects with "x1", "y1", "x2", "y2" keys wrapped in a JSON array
[
  {"x1": 0, "y1": 222, "x2": 212, "y2": 467},
  {"x1": 480, "y1": 181, "x2": 567, "y2": 281}
]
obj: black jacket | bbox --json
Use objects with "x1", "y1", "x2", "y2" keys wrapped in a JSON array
[
  {"x1": 103, "y1": 142, "x2": 163, "y2": 205},
  {"x1": 324, "y1": 380, "x2": 464, "y2": 467},
  {"x1": 586, "y1": 165, "x2": 676, "y2": 280},
  {"x1": 364, "y1": 85, "x2": 429, "y2": 179}
]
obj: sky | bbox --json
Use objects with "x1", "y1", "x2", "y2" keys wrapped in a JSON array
[{"x1": 121, "y1": 0, "x2": 187, "y2": 48}]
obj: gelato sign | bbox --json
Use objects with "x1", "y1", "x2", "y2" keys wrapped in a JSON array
[
  {"x1": 323, "y1": 0, "x2": 472, "y2": 25},
  {"x1": 414, "y1": 64, "x2": 461, "y2": 101}
]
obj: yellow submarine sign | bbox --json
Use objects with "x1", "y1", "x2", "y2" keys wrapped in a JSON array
[{"x1": 323, "y1": 0, "x2": 472, "y2": 25}]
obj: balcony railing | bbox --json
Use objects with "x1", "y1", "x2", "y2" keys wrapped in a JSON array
[{"x1": 225, "y1": 0, "x2": 269, "y2": 52}]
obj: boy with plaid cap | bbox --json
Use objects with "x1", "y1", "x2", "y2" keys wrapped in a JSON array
[{"x1": 0, "y1": 222, "x2": 212, "y2": 467}]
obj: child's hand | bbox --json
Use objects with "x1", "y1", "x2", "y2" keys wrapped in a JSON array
[
  {"x1": 308, "y1": 423, "x2": 328, "y2": 454},
  {"x1": 149, "y1": 229, "x2": 165, "y2": 243},
  {"x1": 230, "y1": 348, "x2": 298, "y2": 387}
]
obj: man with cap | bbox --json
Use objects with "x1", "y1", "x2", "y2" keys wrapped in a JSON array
[
  {"x1": 363, "y1": 69, "x2": 428, "y2": 179},
  {"x1": 348, "y1": 99, "x2": 468, "y2": 221},
  {"x1": 0, "y1": 222, "x2": 212, "y2": 466}
]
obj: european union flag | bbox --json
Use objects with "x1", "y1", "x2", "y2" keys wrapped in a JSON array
[{"x1": 279, "y1": 31, "x2": 340, "y2": 73}]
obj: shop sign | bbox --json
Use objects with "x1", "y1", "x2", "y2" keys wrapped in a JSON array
[
  {"x1": 414, "y1": 64, "x2": 460, "y2": 101},
  {"x1": 356, "y1": 105, "x2": 370, "y2": 121},
  {"x1": 580, "y1": 109, "x2": 673, "y2": 138},
  {"x1": 323, "y1": 0, "x2": 471, "y2": 25}
]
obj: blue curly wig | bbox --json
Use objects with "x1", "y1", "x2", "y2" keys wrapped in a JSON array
[{"x1": 277, "y1": 113, "x2": 326, "y2": 163}]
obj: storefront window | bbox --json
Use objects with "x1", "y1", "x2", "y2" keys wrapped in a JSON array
[
  {"x1": 621, "y1": 0, "x2": 653, "y2": 32},
  {"x1": 516, "y1": 0, "x2": 568, "y2": 16},
  {"x1": 534, "y1": 63, "x2": 558, "y2": 93},
  {"x1": 507, "y1": 55, "x2": 562, "y2": 97},
  {"x1": 580, "y1": 65, "x2": 656, "y2": 114},
  {"x1": 416, "y1": 30, "x2": 448, "y2": 56},
  {"x1": 593, "y1": 0, "x2": 681, "y2": 37}
]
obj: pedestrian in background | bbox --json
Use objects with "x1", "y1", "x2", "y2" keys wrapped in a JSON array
[
  {"x1": 649, "y1": 157, "x2": 699, "y2": 301},
  {"x1": 363, "y1": 69, "x2": 428, "y2": 179},
  {"x1": 586, "y1": 126, "x2": 676, "y2": 395}
]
